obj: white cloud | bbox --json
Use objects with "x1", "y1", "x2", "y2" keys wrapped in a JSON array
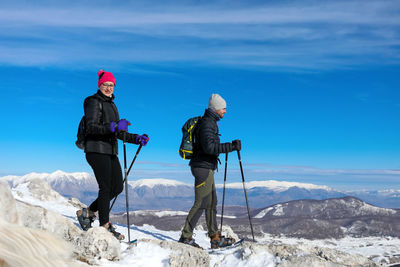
[
  {"x1": 1, "y1": 1, "x2": 399, "y2": 27},
  {"x1": 0, "y1": 0, "x2": 399, "y2": 69}
]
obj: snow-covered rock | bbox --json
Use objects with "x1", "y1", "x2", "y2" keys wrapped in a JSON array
[
  {"x1": 69, "y1": 196, "x2": 88, "y2": 209},
  {"x1": 72, "y1": 226, "x2": 121, "y2": 264},
  {"x1": 15, "y1": 200, "x2": 81, "y2": 242},
  {"x1": 0, "y1": 181, "x2": 83, "y2": 267},
  {"x1": 0, "y1": 219, "x2": 83, "y2": 267},
  {"x1": 221, "y1": 225, "x2": 239, "y2": 242},
  {"x1": 9, "y1": 178, "x2": 121, "y2": 265},
  {"x1": 241, "y1": 242, "x2": 378, "y2": 267},
  {"x1": 145, "y1": 239, "x2": 210, "y2": 267},
  {"x1": 0, "y1": 181, "x2": 19, "y2": 224},
  {"x1": 26, "y1": 177, "x2": 66, "y2": 202}
]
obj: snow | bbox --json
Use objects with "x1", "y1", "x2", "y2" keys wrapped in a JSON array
[
  {"x1": 129, "y1": 210, "x2": 189, "y2": 217},
  {"x1": 360, "y1": 202, "x2": 396, "y2": 215},
  {"x1": 272, "y1": 204, "x2": 285, "y2": 216},
  {"x1": 209, "y1": 246, "x2": 276, "y2": 267},
  {"x1": 12, "y1": 182, "x2": 78, "y2": 218},
  {"x1": 128, "y1": 178, "x2": 190, "y2": 188},
  {"x1": 100, "y1": 242, "x2": 171, "y2": 267},
  {"x1": 254, "y1": 207, "x2": 273, "y2": 218},
  {"x1": 254, "y1": 204, "x2": 285, "y2": 218},
  {"x1": 217, "y1": 180, "x2": 331, "y2": 192},
  {"x1": 1, "y1": 170, "x2": 94, "y2": 188}
]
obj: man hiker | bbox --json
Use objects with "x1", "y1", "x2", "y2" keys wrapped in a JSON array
[
  {"x1": 76, "y1": 70, "x2": 149, "y2": 240},
  {"x1": 179, "y1": 93, "x2": 241, "y2": 249}
]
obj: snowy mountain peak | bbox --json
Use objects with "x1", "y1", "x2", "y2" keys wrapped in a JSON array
[
  {"x1": 254, "y1": 196, "x2": 397, "y2": 219},
  {"x1": 219, "y1": 180, "x2": 331, "y2": 192},
  {"x1": 128, "y1": 178, "x2": 190, "y2": 188},
  {"x1": 1, "y1": 170, "x2": 94, "y2": 184}
]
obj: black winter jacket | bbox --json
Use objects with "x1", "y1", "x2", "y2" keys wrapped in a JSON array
[
  {"x1": 189, "y1": 109, "x2": 233, "y2": 170},
  {"x1": 84, "y1": 90, "x2": 138, "y2": 155}
]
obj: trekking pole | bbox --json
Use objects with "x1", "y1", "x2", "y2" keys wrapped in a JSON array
[
  {"x1": 220, "y1": 153, "x2": 228, "y2": 232},
  {"x1": 127, "y1": 144, "x2": 143, "y2": 177},
  {"x1": 123, "y1": 132, "x2": 131, "y2": 242},
  {"x1": 237, "y1": 150, "x2": 255, "y2": 242},
  {"x1": 109, "y1": 144, "x2": 142, "y2": 212}
]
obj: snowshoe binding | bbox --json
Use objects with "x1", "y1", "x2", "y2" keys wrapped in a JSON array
[
  {"x1": 104, "y1": 222, "x2": 125, "y2": 241},
  {"x1": 76, "y1": 208, "x2": 95, "y2": 231},
  {"x1": 210, "y1": 232, "x2": 236, "y2": 249},
  {"x1": 178, "y1": 236, "x2": 202, "y2": 249}
]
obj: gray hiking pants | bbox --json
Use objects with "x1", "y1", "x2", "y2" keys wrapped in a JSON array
[{"x1": 181, "y1": 167, "x2": 218, "y2": 238}]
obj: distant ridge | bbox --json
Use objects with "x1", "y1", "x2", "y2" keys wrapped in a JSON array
[{"x1": 2, "y1": 171, "x2": 400, "y2": 211}]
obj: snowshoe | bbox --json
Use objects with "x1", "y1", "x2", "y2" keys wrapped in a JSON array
[
  {"x1": 178, "y1": 236, "x2": 202, "y2": 249},
  {"x1": 210, "y1": 232, "x2": 236, "y2": 249},
  {"x1": 104, "y1": 222, "x2": 125, "y2": 241},
  {"x1": 76, "y1": 208, "x2": 95, "y2": 231}
]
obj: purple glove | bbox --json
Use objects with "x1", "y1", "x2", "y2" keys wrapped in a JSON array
[
  {"x1": 110, "y1": 119, "x2": 131, "y2": 133},
  {"x1": 136, "y1": 134, "x2": 149, "y2": 146}
]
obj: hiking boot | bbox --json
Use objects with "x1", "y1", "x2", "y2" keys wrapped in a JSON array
[
  {"x1": 103, "y1": 222, "x2": 125, "y2": 241},
  {"x1": 178, "y1": 236, "x2": 202, "y2": 249},
  {"x1": 76, "y1": 208, "x2": 95, "y2": 231},
  {"x1": 210, "y1": 232, "x2": 235, "y2": 249}
]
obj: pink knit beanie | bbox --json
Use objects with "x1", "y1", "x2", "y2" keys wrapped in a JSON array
[{"x1": 98, "y1": 70, "x2": 116, "y2": 87}]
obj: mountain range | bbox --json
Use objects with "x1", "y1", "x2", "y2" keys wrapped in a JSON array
[{"x1": 2, "y1": 170, "x2": 400, "y2": 212}]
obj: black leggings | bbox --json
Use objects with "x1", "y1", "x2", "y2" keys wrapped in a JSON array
[{"x1": 86, "y1": 152, "x2": 123, "y2": 226}]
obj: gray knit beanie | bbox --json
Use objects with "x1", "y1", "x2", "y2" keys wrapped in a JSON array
[{"x1": 208, "y1": 93, "x2": 226, "y2": 111}]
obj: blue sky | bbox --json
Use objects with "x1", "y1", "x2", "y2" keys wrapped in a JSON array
[{"x1": 0, "y1": 0, "x2": 399, "y2": 190}]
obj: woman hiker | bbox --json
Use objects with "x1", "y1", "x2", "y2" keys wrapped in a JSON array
[{"x1": 76, "y1": 70, "x2": 149, "y2": 240}]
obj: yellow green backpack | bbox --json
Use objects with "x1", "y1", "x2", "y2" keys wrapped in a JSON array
[{"x1": 178, "y1": 116, "x2": 202, "y2": 160}]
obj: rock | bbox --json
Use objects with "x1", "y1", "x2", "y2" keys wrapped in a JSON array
[
  {"x1": 141, "y1": 239, "x2": 210, "y2": 267},
  {"x1": 15, "y1": 200, "x2": 81, "y2": 242},
  {"x1": 0, "y1": 219, "x2": 83, "y2": 267},
  {"x1": 69, "y1": 197, "x2": 87, "y2": 209},
  {"x1": 26, "y1": 178, "x2": 65, "y2": 202},
  {"x1": 278, "y1": 255, "x2": 342, "y2": 267},
  {"x1": 72, "y1": 226, "x2": 121, "y2": 264},
  {"x1": 0, "y1": 182, "x2": 82, "y2": 267},
  {"x1": 239, "y1": 242, "x2": 378, "y2": 267},
  {"x1": 221, "y1": 225, "x2": 239, "y2": 241},
  {"x1": 238, "y1": 244, "x2": 276, "y2": 266},
  {"x1": 0, "y1": 181, "x2": 19, "y2": 224},
  {"x1": 11, "y1": 179, "x2": 120, "y2": 265}
]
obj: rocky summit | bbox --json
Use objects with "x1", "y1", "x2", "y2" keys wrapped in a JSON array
[{"x1": 0, "y1": 178, "x2": 391, "y2": 266}]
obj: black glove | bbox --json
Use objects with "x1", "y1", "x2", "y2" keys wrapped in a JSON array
[{"x1": 232, "y1": 139, "x2": 241, "y2": 151}]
